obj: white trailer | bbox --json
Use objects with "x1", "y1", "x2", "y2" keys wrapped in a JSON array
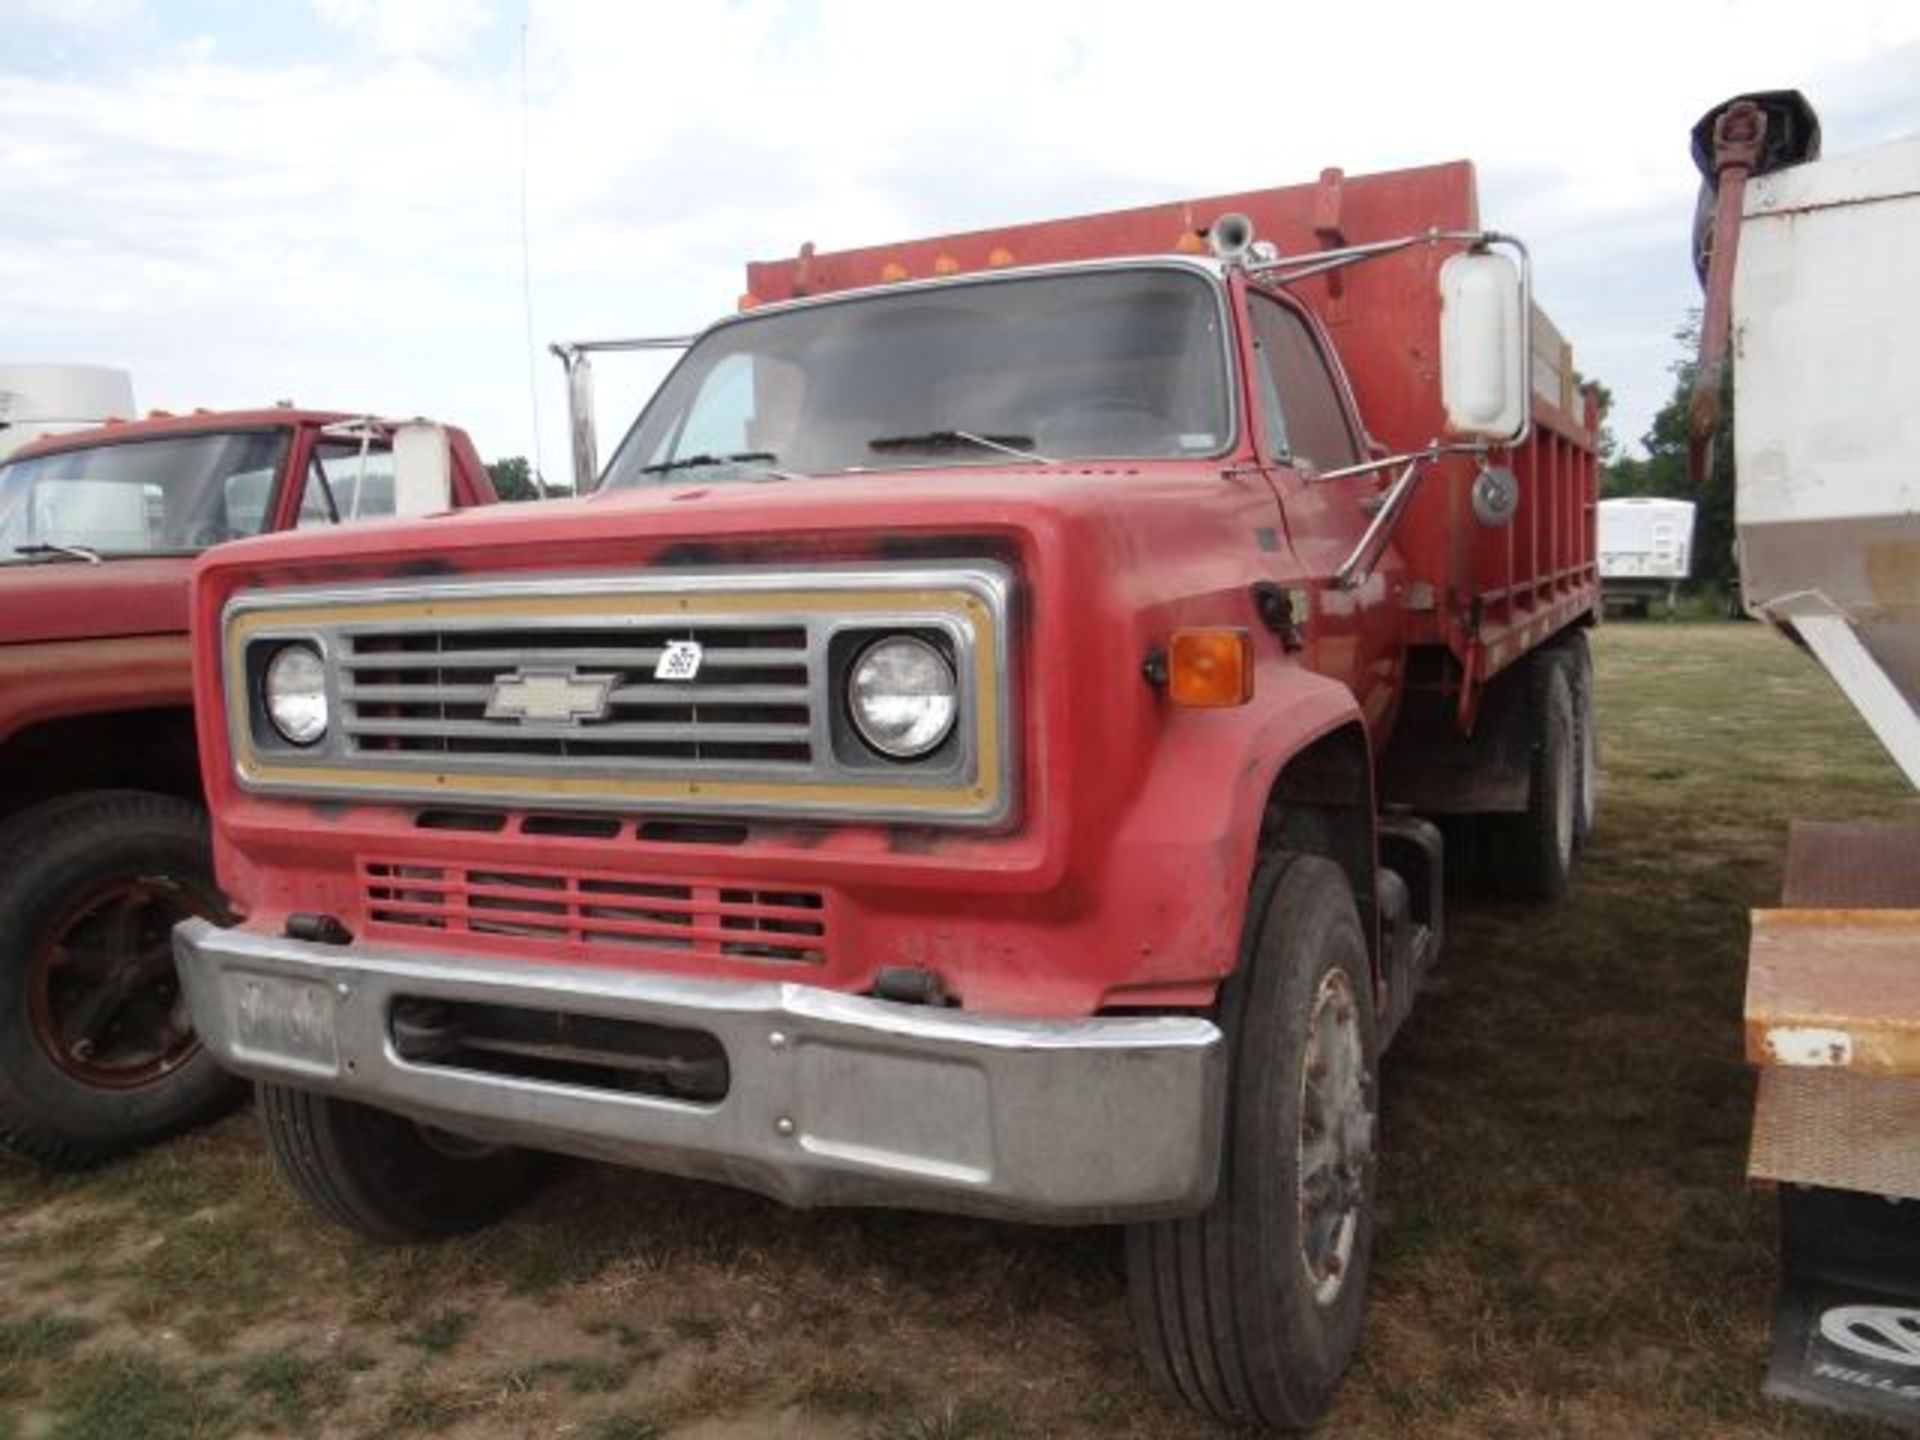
[
  {"x1": 1598, "y1": 496, "x2": 1694, "y2": 616},
  {"x1": 1692, "y1": 91, "x2": 1920, "y2": 1428},
  {"x1": 0, "y1": 365, "x2": 136, "y2": 462}
]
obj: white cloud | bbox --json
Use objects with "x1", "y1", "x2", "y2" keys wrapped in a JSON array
[
  {"x1": 8, "y1": 0, "x2": 147, "y2": 29},
  {"x1": 3, "y1": 0, "x2": 1916, "y2": 471},
  {"x1": 310, "y1": 0, "x2": 494, "y2": 59}
]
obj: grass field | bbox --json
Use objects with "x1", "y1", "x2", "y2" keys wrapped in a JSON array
[{"x1": 1, "y1": 622, "x2": 1913, "y2": 1439}]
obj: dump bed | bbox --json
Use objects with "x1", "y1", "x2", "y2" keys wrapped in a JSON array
[{"x1": 747, "y1": 162, "x2": 1597, "y2": 689}]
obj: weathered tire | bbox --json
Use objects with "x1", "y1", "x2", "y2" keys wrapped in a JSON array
[
  {"x1": 258, "y1": 1084, "x2": 552, "y2": 1243},
  {"x1": 1558, "y1": 630, "x2": 1599, "y2": 850},
  {"x1": 1126, "y1": 853, "x2": 1379, "y2": 1432},
  {"x1": 0, "y1": 790, "x2": 242, "y2": 1169},
  {"x1": 1492, "y1": 653, "x2": 1577, "y2": 902}
]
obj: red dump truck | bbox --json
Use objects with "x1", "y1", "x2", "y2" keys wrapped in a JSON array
[
  {"x1": 0, "y1": 409, "x2": 495, "y2": 1167},
  {"x1": 175, "y1": 163, "x2": 1598, "y2": 1430}
]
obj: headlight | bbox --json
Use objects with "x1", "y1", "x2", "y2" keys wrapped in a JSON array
[
  {"x1": 848, "y1": 636, "x2": 958, "y2": 758},
  {"x1": 264, "y1": 644, "x2": 328, "y2": 746}
]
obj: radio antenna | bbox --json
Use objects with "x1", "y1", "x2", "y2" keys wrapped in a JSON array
[{"x1": 518, "y1": 17, "x2": 548, "y2": 497}]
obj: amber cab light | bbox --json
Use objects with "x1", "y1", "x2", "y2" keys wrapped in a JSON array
[{"x1": 1167, "y1": 628, "x2": 1253, "y2": 708}]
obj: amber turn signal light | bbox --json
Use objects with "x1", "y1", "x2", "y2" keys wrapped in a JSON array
[{"x1": 1167, "y1": 628, "x2": 1253, "y2": 707}]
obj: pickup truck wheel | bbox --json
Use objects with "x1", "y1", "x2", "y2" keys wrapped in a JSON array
[
  {"x1": 1492, "y1": 653, "x2": 1577, "y2": 902},
  {"x1": 258, "y1": 1085, "x2": 552, "y2": 1243},
  {"x1": 1126, "y1": 853, "x2": 1379, "y2": 1431},
  {"x1": 0, "y1": 791, "x2": 243, "y2": 1169}
]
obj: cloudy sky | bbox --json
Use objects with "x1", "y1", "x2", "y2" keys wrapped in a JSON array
[{"x1": 4, "y1": 0, "x2": 1916, "y2": 481}]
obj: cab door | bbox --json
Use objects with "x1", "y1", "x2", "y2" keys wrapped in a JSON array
[{"x1": 1244, "y1": 287, "x2": 1405, "y2": 741}]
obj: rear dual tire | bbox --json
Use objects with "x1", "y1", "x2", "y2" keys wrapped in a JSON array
[
  {"x1": 1492, "y1": 652, "x2": 1579, "y2": 902},
  {"x1": 1560, "y1": 631, "x2": 1599, "y2": 851}
]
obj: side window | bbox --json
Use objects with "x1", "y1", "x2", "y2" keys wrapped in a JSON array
[
  {"x1": 1248, "y1": 296, "x2": 1360, "y2": 473},
  {"x1": 299, "y1": 441, "x2": 397, "y2": 527}
]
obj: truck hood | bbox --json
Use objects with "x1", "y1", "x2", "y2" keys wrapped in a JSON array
[
  {"x1": 192, "y1": 463, "x2": 1251, "y2": 587},
  {"x1": 0, "y1": 555, "x2": 193, "y2": 645}
]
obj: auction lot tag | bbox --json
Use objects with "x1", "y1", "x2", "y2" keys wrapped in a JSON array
[{"x1": 655, "y1": 640, "x2": 704, "y2": 682}]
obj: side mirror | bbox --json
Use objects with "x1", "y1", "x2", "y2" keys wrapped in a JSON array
[
  {"x1": 1439, "y1": 250, "x2": 1529, "y2": 443},
  {"x1": 391, "y1": 422, "x2": 453, "y2": 517}
]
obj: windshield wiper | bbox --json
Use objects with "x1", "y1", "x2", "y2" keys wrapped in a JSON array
[
  {"x1": 866, "y1": 430, "x2": 1054, "y2": 465},
  {"x1": 637, "y1": 451, "x2": 799, "y2": 481},
  {"x1": 12, "y1": 543, "x2": 103, "y2": 565}
]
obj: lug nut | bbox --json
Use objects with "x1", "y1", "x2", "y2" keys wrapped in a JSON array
[{"x1": 775, "y1": 1116, "x2": 796, "y2": 1137}]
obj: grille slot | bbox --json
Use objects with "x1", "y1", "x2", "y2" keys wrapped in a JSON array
[
  {"x1": 341, "y1": 623, "x2": 813, "y2": 767},
  {"x1": 362, "y1": 860, "x2": 828, "y2": 965}
]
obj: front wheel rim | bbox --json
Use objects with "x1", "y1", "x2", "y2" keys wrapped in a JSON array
[
  {"x1": 1297, "y1": 966, "x2": 1373, "y2": 1307},
  {"x1": 24, "y1": 874, "x2": 220, "y2": 1089}
]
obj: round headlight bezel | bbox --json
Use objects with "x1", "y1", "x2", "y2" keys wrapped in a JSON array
[
  {"x1": 264, "y1": 643, "x2": 329, "y2": 748},
  {"x1": 847, "y1": 634, "x2": 959, "y2": 760}
]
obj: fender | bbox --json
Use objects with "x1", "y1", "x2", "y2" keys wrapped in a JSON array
[
  {"x1": 1096, "y1": 656, "x2": 1373, "y2": 1008},
  {"x1": 0, "y1": 635, "x2": 193, "y2": 746}
]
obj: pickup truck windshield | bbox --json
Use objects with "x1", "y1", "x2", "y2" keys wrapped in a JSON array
[
  {"x1": 0, "y1": 430, "x2": 291, "y2": 561},
  {"x1": 602, "y1": 268, "x2": 1230, "y2": 488}
]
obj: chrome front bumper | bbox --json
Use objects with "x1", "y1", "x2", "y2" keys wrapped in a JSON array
[{"x1": 174, "y1": 920, "x2": 1226, "y2": 1224}]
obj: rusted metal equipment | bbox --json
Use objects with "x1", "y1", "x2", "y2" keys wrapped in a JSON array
[
  {"x1": 1688, "y1": 88, "x2": 1920, "y2": 1427},
  {"x1": 1686, "y1": 91, "x2": 1820, "y2": 483}
]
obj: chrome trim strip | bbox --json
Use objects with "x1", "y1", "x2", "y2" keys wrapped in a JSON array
[
  {"x1": 222, "y1": 563, "x2": 1016, "y2": 826},
  {"x1": 176, "y1": 919, "x2": 1225, "y2": 1224}
]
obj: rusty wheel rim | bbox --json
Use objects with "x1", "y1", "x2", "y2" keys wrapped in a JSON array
[
  {"x1": 1297, "y1": 966, "x2": 1374, "y2": 1307},
  {"x1": 25, "y1": 875, "x2": 221, "y2": 1089}
]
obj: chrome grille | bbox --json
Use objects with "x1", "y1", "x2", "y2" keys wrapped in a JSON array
[
  {"x1": 340, "y1": 622, "x2": 814, "y2": 767},
  {"x1": 223, "y1": 565, "x2": 1015, "y2": 826}
]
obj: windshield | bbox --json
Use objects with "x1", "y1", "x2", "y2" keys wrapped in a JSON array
[
  {"x1": 602, "y1": 267, "x2": 1231, "y2": 488},
  {"x1": 0, "y1": 430, "x2": 290, "y2": 559}
]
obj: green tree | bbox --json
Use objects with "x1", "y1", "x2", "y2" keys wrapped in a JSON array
[{"x1": 484, "y1": 456, "x2": 563, "y2": 502}]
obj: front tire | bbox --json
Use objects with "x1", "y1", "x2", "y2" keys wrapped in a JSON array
[
  {"x1": 1127, "y1": 853, "x2": 1379, "y2": 1432},
  {"x1": 258, "y1": 1085, "x2": 552, "y2": 1243},
  {"x1": 0, "y1": 791, "x2": 242, "y2": 1169}
]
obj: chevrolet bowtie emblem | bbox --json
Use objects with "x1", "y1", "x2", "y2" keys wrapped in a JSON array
[{"x1": 485, "y1": 668, "x2": 615, "y2": 725}]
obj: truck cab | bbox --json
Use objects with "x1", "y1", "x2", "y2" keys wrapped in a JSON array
[
  {"x1": 0, "y1": 409, "x2": 495, "y2": 1168},
  {"x1": 176, "y1": 163, "x2": 1598, "y2": 1433}
]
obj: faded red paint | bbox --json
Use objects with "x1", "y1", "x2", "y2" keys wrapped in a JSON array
[{"x1": 0, "y1": 411, "x2": 496, "y2": 759}]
